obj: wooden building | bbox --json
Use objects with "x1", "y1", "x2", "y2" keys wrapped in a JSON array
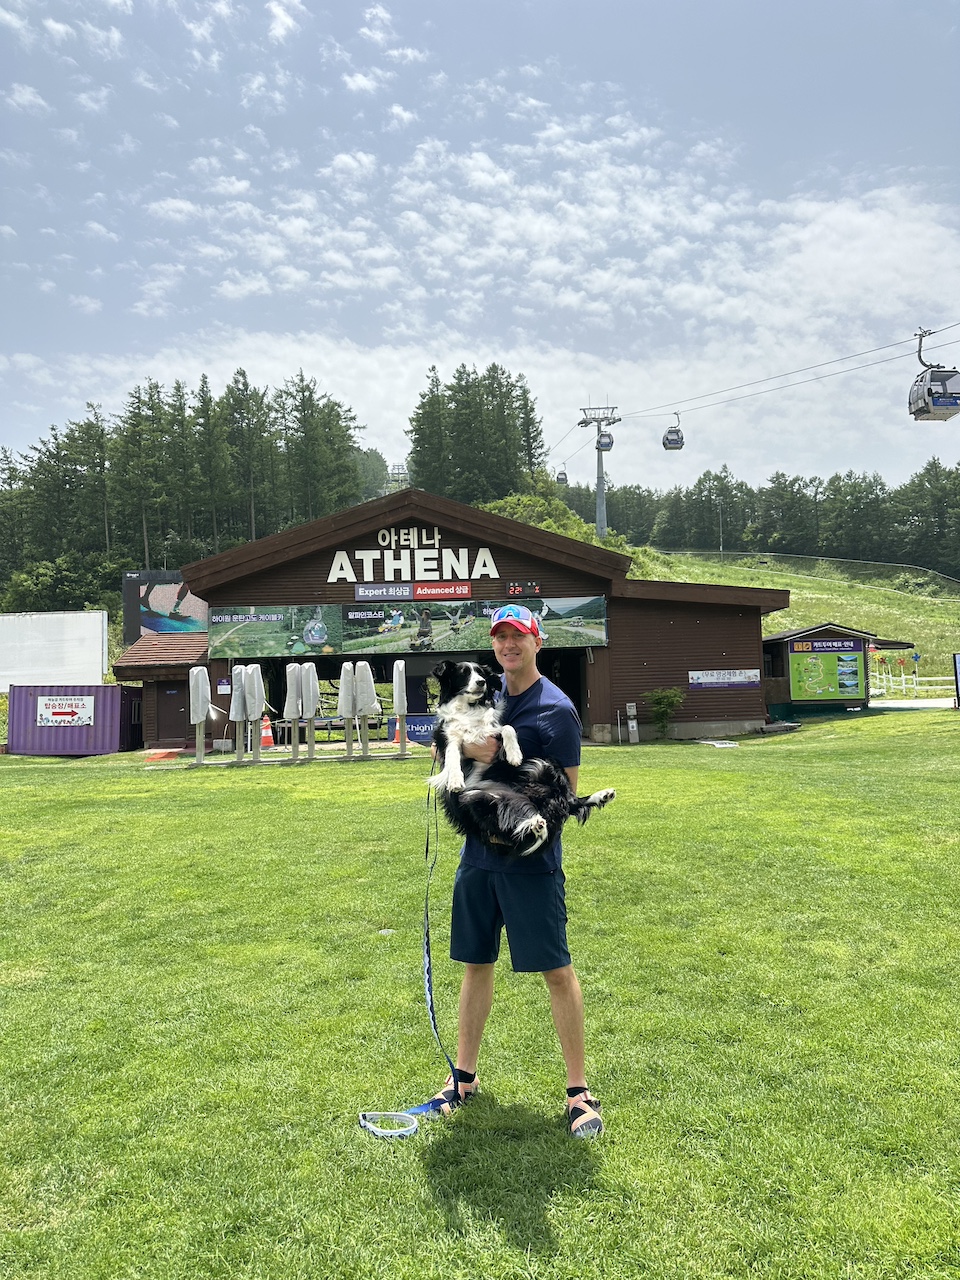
[
  {"x1": 114, "y1": 489, "x2": 789, "y2": 747},
  {"x1": 762, "y1": 622, "x2": 914, "y2": 717}
]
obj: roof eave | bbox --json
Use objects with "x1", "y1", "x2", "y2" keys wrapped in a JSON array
[
  {"x1": 181, "y1": 488, "x2": 632, "y2": 595},
  {"x1": 611, "y1": 578, "x2": 790, "y2": 612}
]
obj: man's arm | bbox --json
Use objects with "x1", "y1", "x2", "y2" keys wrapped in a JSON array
[{"x1": 565, "y1": 766, "x2": 579, "y2": 792}]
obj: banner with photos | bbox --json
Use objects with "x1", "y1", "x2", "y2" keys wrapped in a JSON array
[{"x1": 207, "y1": 597, "x2": 607, "y2": 658}]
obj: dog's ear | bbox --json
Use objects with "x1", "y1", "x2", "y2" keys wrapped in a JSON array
[
  {"x1": 481, "y1": 664, "x2": 501, "y2": 685},
  {"x1": 432, "y1": 660, "x2": 454, "y2": 681}
]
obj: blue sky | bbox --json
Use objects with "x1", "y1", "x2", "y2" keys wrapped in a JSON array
[{"x1": 2, "y1": 0, "x2": 958, "y2": 491}]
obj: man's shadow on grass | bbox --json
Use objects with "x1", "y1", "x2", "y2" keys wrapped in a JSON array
[{"x1": 420, "y1": 1092, "x2": 601, "y2": 1253}]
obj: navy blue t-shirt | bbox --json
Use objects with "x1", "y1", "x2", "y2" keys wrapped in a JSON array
[{"x1": 460, "y1": 675, "x2": 582, "y2": 874}]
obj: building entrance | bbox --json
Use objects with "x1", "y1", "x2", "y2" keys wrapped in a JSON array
[{"x1": 156, "y1": 681, "x2": 188, "y2": 741}]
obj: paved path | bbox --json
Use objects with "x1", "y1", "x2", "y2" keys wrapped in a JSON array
[{"x1": 870, "y1": 698, "x2": 956, "y2": 710}]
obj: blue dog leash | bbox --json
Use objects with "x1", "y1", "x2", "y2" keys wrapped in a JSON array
[
  {"x1": 359, "y1": 765, "x2": 459, "y2": 1138},
  {"x1": 404, "y1": 786, "x2": 459, "y2": 1117}
]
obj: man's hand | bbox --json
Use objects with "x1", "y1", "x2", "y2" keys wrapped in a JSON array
[{"x1": 463, "y1": 736, "x2": 500, "y2": 765}]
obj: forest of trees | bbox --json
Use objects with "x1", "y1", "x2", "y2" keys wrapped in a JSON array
[
  {"x1": 561, "y1": 461, "x2": 960, "y2": 580},
  {"x1": 0, "y1": 368, "x2": 388, "y2": 614},
  {"x1": 2, "y1": 358, "x2": 960, "y2": 619}
]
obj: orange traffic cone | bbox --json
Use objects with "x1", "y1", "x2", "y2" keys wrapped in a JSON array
[
  {"x1": 260, "y1": 715, "x2": 275, "y2": 748},
  {"x1": 392, "y1": 717, "x2": 401, "y2": 745}
]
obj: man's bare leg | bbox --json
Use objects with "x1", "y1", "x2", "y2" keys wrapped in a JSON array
[
  {"x1": 456, "y1": 962, "x2": 495, "y2": 1074},
  {"x1": 542, "y1": 964, "x2": 586, "y2": 1087}
]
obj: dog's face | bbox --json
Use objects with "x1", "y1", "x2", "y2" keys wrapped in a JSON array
[{"x1": 432, "y1": 660, "x2": 501, "y2": 707}]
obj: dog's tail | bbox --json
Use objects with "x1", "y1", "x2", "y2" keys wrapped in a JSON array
[{"x1": 570, "y1": 787, "x2": 616, "y2": 825}]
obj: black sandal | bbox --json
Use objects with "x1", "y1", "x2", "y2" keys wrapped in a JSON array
[
  {"x1": 428, "y1": 1073, "x2": 479, "y2": 1116},
  {"x1": 567, "y1": 1089, "x2": 603, "y2": 1138}
]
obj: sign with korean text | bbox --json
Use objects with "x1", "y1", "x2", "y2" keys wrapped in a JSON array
[
  {"x1": 688, "y1": 669, "x2": 761, "y2": 690},
  {"x1": 788, "y1": 638, "x2": 865, "y2": 701},
  {"x1": 36, "y1": 695, "x2": 95, "y2": 727},
  {"x1": 326, "y1": 524, "x2": 500, "y2": 585}
]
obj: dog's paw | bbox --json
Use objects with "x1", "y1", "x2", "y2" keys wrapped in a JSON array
[
  {"x1": 588, "y1": 788, "x2": 616, "y2": 808},
  {"x1": 513, "y1": 814, "x2": 549, "y2": 853},
  {"x1": 500, "y1": 727, "x2": 523, "y2": 767}
]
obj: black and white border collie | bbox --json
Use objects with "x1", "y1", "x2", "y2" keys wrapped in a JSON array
[{"x1": 429, "y1": 660, "x2": 616, "y2": 856}]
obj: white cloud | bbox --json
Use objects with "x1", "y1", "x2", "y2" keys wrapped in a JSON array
[
  {"x1": 78, "y1": 22, "x2": 124, "y2": 59},
  {"x1": 4, "y1": 83, "x2": 51, "y2": 114},
  {"x1": 43, "y1": 17, "x2": 77, "y2": 43},
  {"x1": 68, "y1": 294, "x2": 102, "y2": 314},
  {"x1": 240, "y1": 69, "x2": 297, "y2": 110},
  {"x1": 83, "y1": 220, "x2": 119, "y2": 240},
  {"x1": 319, "y1": 36, "x2": 351, "y2": 65},
  {"x1": 76, "y1": 86, "x2": 112, "y2": 113},
  {"x1": 359, "y1": 4, "x2": 393, "y2": 47},
  {"x1": 130, "y1": 264, "x2": 185, "y2": 317},
  {"x1": 146, "y1": 197, "x2": 203, "y2": 221},
  {"x1": 271, "y1": 148, "x2": 300, "y2": 172},
  {"x1": 320, "y1": 151, "x2": 378, "y2": 184},
  {"x1": 111, "y1": 132, "x2": 139, "y2": 155},
  {"x1": 155, "y1": 112, "x2": 179, "y2": 129},
  {"x1": 266, "y1": 0, "x2": 306, "y2": 43},
  {"x1": 0, "y1": 224, "x2": 15, "y2": 237},
  {"x1": 343, "y1": 68, "x2": 392, "y2": 94},
  {"x1": 209, "y1": 175, "x2": 251, "y2": 196},
  {"x1": 385, "y1": 46, "x2": 428, "y2": 64},
  {"x1": 0, "y1": 7, "x2": 33, "y2": 44},
  {"x1": 385, "y1": 103, "x2": 417, "y2": 130},
  {"x1": 215, "y1": 270, "x2": 272, "y2": 299},
  {"x1": 190, "y1": 48, "x2": 221, "y2": 72},
  {"x1": 274, "y1": 265, "x2": 310, "y2": 290}
]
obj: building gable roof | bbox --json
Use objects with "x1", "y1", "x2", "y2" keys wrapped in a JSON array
[
  {"x1": 763, "y1": 622, "x2": 914, "y2": 649},
  {"x1": 179, "y1": 488, "x2": 790, "y2": 616},
  {"x1": 181, "y1": 488, "x2": 632, "y2": 595},
  {"x1": 113, "y1": 632, "x2": 208, "y2": 675}
]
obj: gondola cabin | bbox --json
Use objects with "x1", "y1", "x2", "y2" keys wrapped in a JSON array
[
  {"x1": 662, "y1": 426, "x2": 684, "y2": 450},
  {"x1": 556, "y1": 469, "x2": 568, "y2": 485},
  {"x1": 909, "y1": 368, "x2": 960, "y2": 421},
  {"x1": 597, "y1": 431, "x2": 614, "y2": 452}
]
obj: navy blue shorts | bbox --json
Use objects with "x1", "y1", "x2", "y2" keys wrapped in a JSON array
[{"x1": 450, "y1": 863, "x2": 571, "y2": 973}]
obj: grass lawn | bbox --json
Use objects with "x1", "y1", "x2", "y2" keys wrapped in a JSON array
[{"x1": 3, "y1": 713, "x2": 960, "y2": 1279}]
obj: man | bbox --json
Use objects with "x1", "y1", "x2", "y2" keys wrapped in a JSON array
[{"x1": 425, "y1": 603, "x2": 603, "y2": 1138}]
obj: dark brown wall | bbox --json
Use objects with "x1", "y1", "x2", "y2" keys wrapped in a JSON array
[{"x1": 606, "y1": 599, "x2": 766, "y2": 725}]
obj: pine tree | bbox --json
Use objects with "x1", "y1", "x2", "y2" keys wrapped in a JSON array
[{"x1": 406, "y1": 366, "x2": 449, "y2": 495}]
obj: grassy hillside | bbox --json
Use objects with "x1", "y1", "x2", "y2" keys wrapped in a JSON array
[{"x1": 627, "y1": 549, "x2": 960, "y2": 678}]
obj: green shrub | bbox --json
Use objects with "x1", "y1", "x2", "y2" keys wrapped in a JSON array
[{"x1": 644, "y1": 685, "x2": 686, "y2": 738}]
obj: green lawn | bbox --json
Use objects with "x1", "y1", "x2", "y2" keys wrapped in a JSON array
[{"x1": 3, "y1": 714, "x2": 960, "y2": 1279}]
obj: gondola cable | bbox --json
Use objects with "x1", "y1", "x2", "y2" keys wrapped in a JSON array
[{"x1": 545, "y1": 335, "x2": 960, "y2": 464}]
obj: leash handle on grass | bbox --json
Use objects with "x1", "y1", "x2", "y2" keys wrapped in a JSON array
[{"x1": 358, "y1": 1111, "x2": 419, "y2": 1139}]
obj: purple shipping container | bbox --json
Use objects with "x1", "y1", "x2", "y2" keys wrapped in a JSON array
[{"x1": 7, "y1": 685, "x2": 141, "y2": 756}]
